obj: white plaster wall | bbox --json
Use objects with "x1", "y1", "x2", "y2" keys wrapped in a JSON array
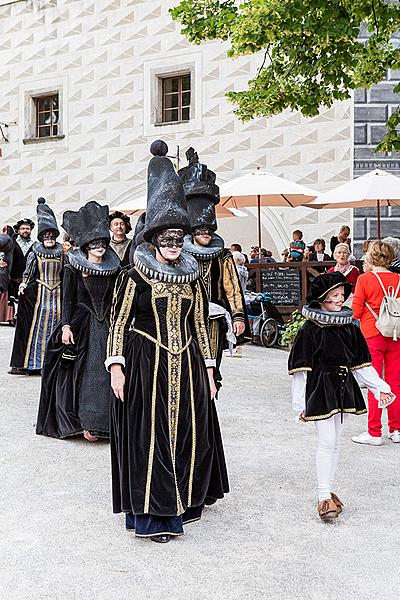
[{"x1": 0, "y1": 0, "x2": 353, "y2": 254}]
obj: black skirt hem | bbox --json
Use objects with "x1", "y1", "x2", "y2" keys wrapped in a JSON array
[{"x1": 304, "y1": 407, "x2": 367, "y2": 422}]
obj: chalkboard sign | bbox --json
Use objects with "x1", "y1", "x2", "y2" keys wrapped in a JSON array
[{"x1": 261, "y1": 268, "x2": 301, "y2": 305}]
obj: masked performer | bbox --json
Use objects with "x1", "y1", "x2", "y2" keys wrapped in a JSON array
[
  {"x1": 0, "y1": 234, "x2": 15, "y2": 324},
  {"x1": 37, "y1": 201, "x2": 120, "y2": 441},
  {"x1": 288, "y1": 273, "x2": 394, "y2": 521},
  {"x1": 106, "y1": 140, "x2": 227, "y2": 543},
  {"x1": 178, "y1": 148, "x2": 249, "y2": 389},
  {"x1": 9, "y1": 199, "x2": 63, "y2": 375},
  {"x1": 109, "y1": 211, "x2": 133, "y2": 267}
]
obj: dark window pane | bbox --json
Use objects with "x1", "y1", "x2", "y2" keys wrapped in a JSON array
[
  {"x1": 164, "y1": 93, "x2": 179, "y2": 109},
  {"x1": 52, "y1": 125, "x2": 58, "y2": 135},
  {"x1": 38, "y1": 126, "x2": 51, "y2": 138},
  {"x1": 182, "y1": 92, "x2": 190, "y2": 107},
  {"x1": 164, "y1": 78, "x2": 179, "y2": 94},
  {"x1": 182, "y1": 74, "x2": 190, "y2": 91},
  {"x1": 164, "y1": 108, "x2": 179, "y2": 122},
  {"x1": 39, "y1": 111, "x2": 51, "y2": 125},
  {"x1": 52, "y1": 96, "x2": 59, "y2": 110},
  {"x1": 38, "y1": 98, "x2": 51, "y2": 112},
  {"x1": 182, "y1": 107, "x2": 190, "y2": 121},
  {"x1": 52, "y1": 111, "x2": 59, "y2": 124}
]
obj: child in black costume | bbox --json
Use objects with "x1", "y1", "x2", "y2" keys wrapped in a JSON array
[{"x1": 288, "y1": 272, "x2": 394, "y2": 521}]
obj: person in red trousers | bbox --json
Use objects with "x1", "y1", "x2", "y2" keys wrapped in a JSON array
[{"x1": 352, "y1": 240, "x2": 400, "y2": 445}]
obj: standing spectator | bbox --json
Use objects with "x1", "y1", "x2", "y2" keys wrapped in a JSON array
[
  {"x1": 287, "y1": 230, "x2": 306, "y2": 262},
  {"x1": 0, "y1": 234, "x2": 15, "y2": 325},
  {"x1": 330, "y1": 225, "x2": 351, "y2": 257},
  {"x1": 230, "y1": 243, "x2": 248, "y2": 263},
  {"x1": 382, "y1": 237, "x2": 400, "y2": 274},
  {"x1": 328, "y1": 244, "x2": 360, "y2": 294},
  {"x1": 249, "y1": 246, "x2": 260, "y2": 263},
  {"x1": 352, "y1": 240, "x2": 400, "y2": 445},
  {"x1": 260, "y1": 248, "x2": 275, "y2": 263},
  {"x1": 232, "y1": 251, "x2": 248, "y2": 293}
]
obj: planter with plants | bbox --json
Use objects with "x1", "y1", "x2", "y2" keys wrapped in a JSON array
[{"x1": 281, "y1": 309, "x2": 306, "y2": 349}]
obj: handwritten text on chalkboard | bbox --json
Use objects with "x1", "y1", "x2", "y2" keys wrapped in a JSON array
[{"x1": 262, "y1": 268, "x2": 301, "y2": 305}]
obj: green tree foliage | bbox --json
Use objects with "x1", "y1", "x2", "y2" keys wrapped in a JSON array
[{"x1": 170, "y1": 0, "x2": 400, "y2": 152}]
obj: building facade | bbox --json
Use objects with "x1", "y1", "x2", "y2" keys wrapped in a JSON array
[{"x1": 0, "y1": 0, "x2": 381, "y2": 256}]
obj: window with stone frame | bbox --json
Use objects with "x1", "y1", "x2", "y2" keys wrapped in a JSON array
[
  {"x1": 161, "y1": 74, "x2": 191, "y2": 123},
  {"x1": 34, "y1": 94, "x2": 59, "y2": 138}
]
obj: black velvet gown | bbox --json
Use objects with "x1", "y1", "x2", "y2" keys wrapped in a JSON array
[
  {"x1": 107, "y1": 266, "x2": 229, "y2": 536},
  {"x1": 36, "y1": 263, "x2": 118, "y2": 438},
  {"x1": 288, "y1": 317, "x2": 371, "y2": 421}
]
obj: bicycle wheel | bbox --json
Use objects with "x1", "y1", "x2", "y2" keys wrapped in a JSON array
[{"x1": 260, "y1": 318, "x2": 279, "y2": 348}]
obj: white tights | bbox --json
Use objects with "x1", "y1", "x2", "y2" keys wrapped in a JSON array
[{"x1": 315, "y1": 414, "x2": 348, "y2": 502}]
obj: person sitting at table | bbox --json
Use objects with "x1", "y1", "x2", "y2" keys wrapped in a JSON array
[{"x1": 307, "y1": 239, "x2": 331, "y2": 263}]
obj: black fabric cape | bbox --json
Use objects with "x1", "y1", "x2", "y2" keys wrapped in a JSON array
[
  {"x1": 107, "y1": 267, "x2": 229, "y2": 517},
  {"x1": 288, "y1": 319, "x2": 371, "y2": 421},
  {"x1": 36, "y1": 264, "x2": 118, "y2": 438}
]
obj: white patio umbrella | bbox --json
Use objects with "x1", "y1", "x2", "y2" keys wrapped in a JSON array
[
  {"x1": 219, "y1": 169, "x2": 317, "y2": 248},
  {"x1": 304, "y1": 169, "x2": 400, "y2": 239},
  {"x1": 112, "y1": 196, "x2": 248, "y2": 219}
]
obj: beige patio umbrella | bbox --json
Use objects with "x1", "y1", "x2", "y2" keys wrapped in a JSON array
[
  {"x1": 112, "y1": 196, "x2": 248, "y2": 219},
  {"x1": 219, "y1": 169, "x2": 317, "y2": 248},
  {"x1": 304, "y1": 169, "x2": 400, "y2": 239}
]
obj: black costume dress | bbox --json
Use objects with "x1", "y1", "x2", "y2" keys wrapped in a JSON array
[
  {"x1": 9, "y1": 242, "x2": 64, "y2": 371},
  {"x1": 36, "y1": 253, "x2": 119, "y2": 438},
  {"x1": 106, "y1": 265, "x2": 228, "y2": 536},
  {"x1": 288, "y1": 306, "x2": 370, "y2": 421}
]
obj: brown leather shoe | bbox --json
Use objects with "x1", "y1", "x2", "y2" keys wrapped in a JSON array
[
  {"x1": 331, "y1": 493, "x2": 343, "y2": 514},
  {"x1": 317, "y1": 499, "x2": 338, "y2": 521}
]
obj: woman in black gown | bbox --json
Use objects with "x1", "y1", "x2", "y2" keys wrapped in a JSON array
[
  {"x1": 36, "y1": 201, "x2": 120, "y2": 441},
  {"x1": 106, "y1": 141, "x2": 228, "y2": 543}
]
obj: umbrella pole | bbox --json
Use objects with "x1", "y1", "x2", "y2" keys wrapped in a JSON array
[
  {"x1": 377, "y1": 200, "x2": 381, "y2": 240},
  {"x1": 257, "y1": 194, "x2": 261, "y2": 249}
]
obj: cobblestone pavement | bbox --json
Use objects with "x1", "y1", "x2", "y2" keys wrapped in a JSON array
[{"x1": 1, "y1": 324, "x2": 399, "y2": 600}]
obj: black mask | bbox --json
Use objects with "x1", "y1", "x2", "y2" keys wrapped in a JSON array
[
  {"x1": 87, "y1": 239, "x2": 108, "y2": 250},
  {"x1": 193, "y1": 227, "x2": 213, "y2": 237},
  {"x1": 154, "y1": 229, "x2": 184, "y2": 249},
  {"x1": 42, "y1": 231, "x2": 57, "y2": 241}
]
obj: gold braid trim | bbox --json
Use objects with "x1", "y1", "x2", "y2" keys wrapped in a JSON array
[
  {"x1": 193, "y1": 280, "x2": 213, "y2": 361},
  {"x1": 107, "y1": 276, "x2": 136, "y2": 359},
  {"x1": 304, "y1": 408, "x2": 367, "y2": 421},
  {"x1": 351, "y1": 362, "x2": 372, "y2": 371},
  {"x1": 288, "y1": 367, "x2": 312, "y2": 375},
  {"x1": 187, "y1": 347, "x2": 196, "y2": 507}
]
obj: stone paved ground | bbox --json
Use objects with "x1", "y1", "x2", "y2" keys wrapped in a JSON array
[{"x1": 1, "y1": 324, "x2": 399, "y2": 600}]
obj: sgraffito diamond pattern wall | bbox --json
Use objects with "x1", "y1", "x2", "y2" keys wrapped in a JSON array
[{"x1": 0, "y1": 0, "x2": 354, "y2": 253}]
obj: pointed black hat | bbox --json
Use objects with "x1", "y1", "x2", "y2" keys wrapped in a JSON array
[
  {"x1": 178, "y1": 147, "x2": 220, "y2": 232},
  {"x1": 62, "y1": 201, "x2": 110, "y2": 248},
  {"x1": 36, "y1": 197, "x2": 59, "y2": 241},
  {"x1": 143, "y1": 140, "x2": 191, "y2": 243}
]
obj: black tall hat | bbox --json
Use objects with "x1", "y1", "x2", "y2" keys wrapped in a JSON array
[
  {"x1": 0, "y1": 233, "x2": 13, "y2": 254},
  {"x1": 62, "y1": 201, "x2": 110, "y2": 248},
  {"x1": 109, "y1": 210, "x2": 132, "y2": 233},
  {"x1": 178, "y1": 147, "x2": 220, "y2": 232},
  {"x1": 36, "y1": 197, "x2": 59, "y2": 241},
  {"x1": 13, "y1": 218, "x2": 34, "y2": 233},
  {"x1": 143, "y1": 140, "x2": 191, "y2": 243},
  {"x1": 307, "y1": 272, "x2": 352, "y2": 308}
]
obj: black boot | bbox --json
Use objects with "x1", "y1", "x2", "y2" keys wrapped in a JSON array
[{"x1": 151, "y1": 535, "x2": 171, "y2": 543}]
